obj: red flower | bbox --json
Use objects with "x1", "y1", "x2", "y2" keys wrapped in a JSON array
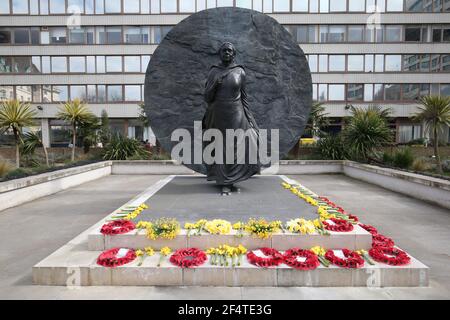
[
  {"x1": 247, "y1": 248, "x2": 284, "y2": 268},
  {"x1": 100, "y1": 220, "x2": 135, "y2": 235},
  {"x1": 322, "y1": 218, "x2": 354, "y2": 232},
  {"x1": 97, "y1": 247, "x2": 136, "y2": 268},
  {"x1": 369, "y1": 246, "x2": 410, "y2": 266},
  {"x1": 283, "y1": 248, "x2": 320, "y2": 270},
  {"x1": 359, "y1": 223, "x2": 378, "y2": 235},
  {"x1": 169, "y1": 248, "x2": 207, "y2": 268},
  {"x1": 372, "y1": 234, "x2": 395, "y2": 248},
  {"x1": 325, "y1": 249, "x2": 365, "y2": 268}
]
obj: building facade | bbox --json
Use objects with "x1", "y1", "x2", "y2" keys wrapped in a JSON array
[{"x1": 1, "y1": 0, "x2": 449, "y2": 147}]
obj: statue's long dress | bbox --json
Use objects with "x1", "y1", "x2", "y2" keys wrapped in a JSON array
[{"x1": 202, "y1": 64, "x2": 260, "y2": 186}]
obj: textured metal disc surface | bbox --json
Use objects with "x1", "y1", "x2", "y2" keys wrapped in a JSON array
[{"x1": 144, "y1": 7, "x2": 312, "y2": 174}]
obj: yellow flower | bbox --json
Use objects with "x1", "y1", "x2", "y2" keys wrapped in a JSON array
[
  {"x1": 237, "y1": 244, "x2": 247, "y2": 255},
  {"x1": 206, "y1": 248, "x2": 216, "y2": 255},
  {"x1": 356, "y1": 249, "x2": 367, "y2": 255},
  {"x1": 136, "y1": 221, "x2": 152, "y2": 229},
  {"x1": 184, "y1": 222, "x2": 196, "y2": 229},
  {"x1": 160, "y1": 247, "x2": 172, "y2": 256},
  {"x1": 135, "y1": 249, "x2": 144, "y2": 257},
  {"x1": 144, "y1": 247, "x2": 154, "y2": 256},
  {"x1": 204, "y1": 219, "x2": 232, "y2": 235},
  {"x1": 232, "y1": 222, "x2": 245, "y2": 230},
  {"x1": 310, "y1": 246, "x2": 327, "y2": 256}
]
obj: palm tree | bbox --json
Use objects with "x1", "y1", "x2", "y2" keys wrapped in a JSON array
[
  {"x1": 412, "y1": 96, "x2": 450, "y2": 174},
  {"x1": 57, "y1": 99, "x2": 95, "y2": 161},
  {"x1": 22, "y1": 131, "x2": 49, "y2": 166},
  {"x1": 305, "y1": 102, "x2": 329, "y2": 138},
  {"x1": 343, "y1": 105, "x2": 393, "y2": 162},
  {"x1": 0, "y1": 100, "x2": 36, "y2": 167}
]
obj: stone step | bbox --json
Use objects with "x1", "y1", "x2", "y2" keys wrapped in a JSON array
[
  {"x1": 32, "y1": 248, "x2": 428, "y2": 287},
  {"x1": 88, "y1": 225, "x2": 372, "y2": 251}
]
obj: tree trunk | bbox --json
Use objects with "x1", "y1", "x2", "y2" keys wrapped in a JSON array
[
  {"x1": 434, "y1": 125, "x2": 442, "y2": 174},
  {"x1": 13, "y1": 128, "x2": 20, "y2": 168},
  {"x1": 43, "y1": 145, "x2": 49, "y2": 167},
  {"x1": 72, "y1": 123, "x2": 76, "y2": 162}
]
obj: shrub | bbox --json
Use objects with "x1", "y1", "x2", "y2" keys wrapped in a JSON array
[
  {"x1": 382, "y1": 151, "x2": 394, "y2": 165},
  {"x1": 0, "y1": 160, "x2": 13, "y2": 178},
  {"x1": 392, "y1": 148, "x2": 414, "y2": 169},
  {"x1": 411, "y1": 158, "x2": 430, "y2": 172},
  {"x1": 317, "y1": 134, "x2": 346, "y2": 160},
  {"x1": 102, "y1": 133, "x2": 150, "y2": 160},
  {"x1": 5, "y1": 167, "x2": 33, "y2": 180}
]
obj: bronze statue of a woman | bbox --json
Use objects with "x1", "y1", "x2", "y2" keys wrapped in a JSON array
[{"x1": 203, "y1": 42, "x2": 261, "y2": 195}]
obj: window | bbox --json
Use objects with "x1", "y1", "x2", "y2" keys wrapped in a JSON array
[
  {"x1": 141, "y1": 0, "x2": 150, "y2": 13},
  {"x1": 0, "y1": 57, "x2": 13, "y2": 73},
  {"x1": 52, "y1": 85, "x2": 68, "y2": 102},
  {"x1": 329, "y1": 55, "x2": 345, "y2": 72},
  {"x1": 442, "y1": 54, "x2": 450, "y2": 71},
  {"x1": 12, "y1": 0, "x2": 29, "y2": 14},
  {"x1": 14, "y1": 57, "x2": 32, "y2": 73},
  {"x1": 385, "y1": 55, "x2": 402, "y2": 71},
  {"x1": 319, "y1": 0, "x2": 329, "y2": 12},
  {"x1": 0, "y1": 86, "x2": 15, "y2": 101},
  {"x1": 85, "y1": 0, "x2": 94, "y2": 14},
  {"x1": 86, "y1": 56, "x2": 95, "y2": 73},
  {"x1": 347, "y1": 84, "x2": 364, "y2": 101},
  {"x1": 0, "y1": 29, "x2": 11, "y2": 44},
  {"x1": 431, "y1": 54, "x2": 441, "y2": 72},
  {"x1": 69, "y1": 28, "x2": 85, "y2": 44},
  {"x1": 180, "y1": 0, "x2": 196, "y2": 12},
  {"x1": 375, "y1": 55, "x2": 384, "y2": 72},
  {"x1": 318, "y1": 55, "x2": 328, "y2": 72},
  {"x1": 274, "y1": 0, "x2": 290, "y2": 12},
  {"x1": 308, "y1": 55, "x2": 318, "y2": 72},
  {"x1": 124, "y1": 27, "x2": 143, "y2": 44},
  {"x1": 87, "y1": 85, "x2": 96, "y2": 102},
  {"x1": 444, "y1": 26, "x2": 450, "y2": 41},
  {"x1": 263, "y1": 0, "x2": 272, "y2": 12},
  {"x1": 374, "y1": 84, "x2": 383, "y2": 100},
  {"x1": 292, "y1": 0, "x2": 308, "y2": 11},
  {"x1": 108, "y1": 85, "x2": 123, "y2": 102},
  {"x1": 403, "y1": 54, "x2": 420, "y2": 71},
  {"x1": 30, "y1": 0, "x2": 39, "y2": 14},
  {"x1": 310, "y1": 0, "x2": 319, "y2": 12},
  {"x1": 51, "y1": 57, "x2": 67, "y2": 72},
  {"x1": 328, "y1": 26, "x2": 346, "y2": 42},
  {"x1": 385, "y1": 25, "x2": 401, "y2": 42},
  {"x1": 161, "y1": 0, "x2": 177, "y2": 12},
  {"x1": 124, "y1": 0, "x2": 140, "y2": 13},
  {"x1": 98, "y1": 85, "x2": 106, "y2": 102},
  {"x1": 319, "y1": 25, "x2": 328, "y2": 43},
  {"x1": 405, "y1": 26, "x2": 421, "y2": 42},
  {"x1": 96, "y1": 56, "x2": 105, "y2": 73},
  {"x1": 106, "y1": 56, "x2": 122, "y2": 72},
  {"x1": 364, "y1": 84, "x2": 373, "y2": 101},
  {"x1": 14, "y1": 29, "x2": 30, "y2": 44},
  {"x1": 69, "y1": 57, "x2": 86, "y2": 73},
  {"x1": 50, "y1": 0, "x2": 66, "y2": 14},
  {"x1": 348, "y1": 25, "x2": 364, "y2": 42},
  {"x1": 125, "y1": 85, "x2": 141, "y2": 101},
  {"x1": 106, "y1": 0, "x2": 122, "y2": 13},
  {"x1": 31, "y1": 27, "x2": 39, "y2": 44},
  {"x1": 420, "y1": 54, "x2": 430, "y2": 72},
  {"x1": 154, "y1": 26, "x2": 172, "y2": 43},
  {"x1": 433, "y1": 27, "x2": 442, "y2": 42},
  {"x1": 49, "y1": 27, "x2": 67, "y2": 44},
  {"x1": 402, "y1": 84, "x2": 420, "y2": 100},
  {"x1": 386, "y1": 0, "x2": 403, "y2": 11},
  {"x1": 16, "y1": 86, "x2": 32, "y2": 102},
  {"x1": 330, "y1": 0, "x2": 346, "y2": 12},
  {"x1": 42, "y1": 56, "x2": 50, "y2": 73},
  {"x1": 68, "y1": 0, "x2": 84, "y2": 13},
  {"x1": 312, "y1": 84, "x2": 317, "y2": 100},
  {"x1": 406, "y1": 0, "x2": 423, "y2": 12},
  {"x1": 106, "y1": 27, "x2": 122, "y2": 44},
  {"x1": 96, "y1": 0, "x2": 104, "y2": 13},
  {"x1": 70, "y1": 85, "x2": 86, "y2": 100},
  {"x1": 151, "y1": 0, "x2": 160, "y2": 13},
  {"x1": 32, "y1": 56, "x2": 41, "y2": 73},
  {"x1": 236, "y1": 0, "x2": 252, "y2": 9},
  {"x1": 347, "y1": 55, "x2": 364, "y2": 71},
  {"x1": 349, "y1": 0, "x2": 365, "y2": 11},
  {"x1": 384, "y1": 84, "x2": 401, "y2": 100},
  {"x1": 0, "y1": 1, "x2": 10, "y2": 14},
  {"x1": 328, "y1": 85, "x2": 345, "y2": 101},
  {"x1": 141, "y1": 55, "x2": 151, "y2": 72},
  {"x1": 318, "y1": 84, "x2": 327, "y2": 101},
  {"x1": 295, "y1": 26, "x2": 308, "y2": 43},
  {"x1": 124, "y1": 56, "x2": 141, "y2": 72},
  {"x1": 32, "y1": 85, "x2": 42, "y2": 102},
  {"x1": 308, "y1": 26, "x2": 317, "y2": 43},
  {"x1": 441, "y1": 84, "x2": 450, "y2": 97},
  {"x1": 218, "y1": 0, "x2": 233, "y2": 7}
]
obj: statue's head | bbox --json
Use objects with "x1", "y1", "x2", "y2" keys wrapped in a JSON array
[{"x1": 219, "y1": 42, "x2": 236, "y2": 64}]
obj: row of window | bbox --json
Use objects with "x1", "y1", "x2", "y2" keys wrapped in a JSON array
[
  {"x1": 307, "y1": 54, "x2": 450, "y2": 73},
  {"x1": 1, "y1": 83, "x2": 449, "y2": 103},
  {"x1": 2, "y1": 24, "x2": 450, "y2": 46},
  {"x1": 1, "y1": 54, "x2": 449, "y2": 74},
  {"x1": 313, "y1": 83, "x2": 450, "y2": 101},
  {"x1": 1, "y1": 0, "x2": 449, "y2": 15},
  {"x1": 0, "y1": 84, "x2": 146, "y2": 103},
  {"x1": 0, "y1": 26, "x2": 172, "y2": 45},
  {"x1": 286, "y1": 24, "x2": 450, "y2": 43},
  {"x1": 0, "y1": 55, "x2": 151, "y2": 74}
]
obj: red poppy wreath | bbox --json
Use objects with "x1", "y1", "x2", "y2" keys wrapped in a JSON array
[
  {"x1": 97, "y1": 247, "x2": 136, "y2": 268},
  {"x1": 325, "y1": 249, "x2": 365, "y2": 268},
  {"x1": 100, "y1": 219, "x2": 135, "y2": 235},
  {"x1": 246, "y1": 248, "x2": 284, "y2": 267},
  {"x1": 369, "y1": 246, "x2": 410, "y2": 266},
  {"x1": 322, "y1": 218, "x2": 354, "y2": 232},
  {"x1": 283, "y1": 248, "x2": 320, "y2": 270},
  {"x1": 372, "y1": 233, "x2": 395, "y2": 248},
  {"x1": 359, "y1": 223, "x2": 378, "y2": 235},
  {"x1": 169, "y1": 248, "x2": 207, "y2": 268}
]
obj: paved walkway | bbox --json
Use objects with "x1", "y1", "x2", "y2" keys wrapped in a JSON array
[{"x1": 0, "y1": 174, "x2": 449, "y2": 299}]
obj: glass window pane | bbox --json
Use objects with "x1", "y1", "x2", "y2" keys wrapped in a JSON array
[
  {"x1": 430, "y1": 54, "x2": 441, "y2": 72},
  {"x1": 312, "y1": 84, "x2": 317, "y2": 101},
  {"x1": 319, "y1": 0, "x2": 329, "y2": 12},
  {"x1": 69, "y1": 28, "x2": 85, "y2": 44},
  {"x1": 14, "y1": 57, "x2": 32, "y2": 73},
  {"x1": 42, "y1": 56, "x2": 50, "y2": 73},
  {"x1": 347, "y1": 84, "x2": 364, "y2": 101},
  {"x1": 364, "y1": 84, "x2": 373, "y2": 101},
  {"x1": 349, "y1": 0, "x2": 365, "y2": 11},
  {"x1": 50, "y1": 0, "x2": 66, "y2": 13},
  {"x1": 31, "y1": 27, "x2": 39, "y2": 44},
  {"x1": 292, "y1": 0, "x2": 308, "y2": 11},
  {"x1": 263, "y1": 0, "x2": 272, "y2": 12},
  {"x1": 32, "y1": 85, "x2": 42, "y2": 102},
  {"x1": 197, "y1": 0, "x2": 206, "y2": 11},
  {"x1": 180, "y1": 0, "x2": 196, "y2": 12},
  {"x1": 52, "y1": 85, "x2": 68, "y2": 102},
  {"x1": 108, "y1": 85, "x2": 123, "y2": 102},
  {"x1": 87, "y1": 85, "x2": 96, "y2": 102},
  {"x1": 85, "y1": 0, "x2": 94, "y2": 13},
  {"x1": 0, "y1": 1, "x2": 10, "y2": 14},
  {"x1": 32, "y1": 56, "x2": 41, "y2": 73},
  {"x1": 106, "y1": 27, "x2": 122, "y2": 44},
  {"x1": 51, "y1": 57, "x2": 67, "y2": 72},
  {"x1": 161, "y1": 0, "x2": 177, "y2": 12},
  {"x1": 405, "y1": 26, "x2": 421, "y2": 41},
  {"x1": 420, "y1": 84, "x2": 430, "y2": 97},
  {"x1": 141, "y1": 0, "x2": 150, "y2": 13},
  {"x1": 96, "y1": 0, "x2": 104, "y2": 13},
  {"x1": 402, "y1": 84, "x2": 420, "y2": 100},
  {"x1": 419, "y1": 54, "x2": 430, "y2": 72},
  {"x1": 329, "y1": 55, "x2": 345, "y2": 71},
  {"x1": 124, "y1": 0, "x2": 140, "y2": 13},
  {"x1": 318, "y1": 84, "x2": 327, "y2": 101},
  {"x1": 86, "y1": 56, "x2": 95, "y2": 73},
  {"x1": 0, "y1": 86, "x2": 15, "y2": 101},
  {"x1": 374, "y1": 84, "x2": 383, "y2": 100},
  {"x1": 329, "y1": 84, "x2": 345, "y2": 101},
  {"x1": 125, "y1": 85, "x2": 141, "y2": 101},
  {"x1": 386, "y1": 0, "x2": 403, "y2": 11},
  {"x1": 406, "y1": 0, "x2": 423, "y2": 12},
  {"x1": 49, "y1": 27, "x2": 66, "y2": 44},
  {"x1": 69, "y1": 56, "x2": 86, "y2": 73},
  {"x1": 348, "y1": 25, "x2": 364, "y2": 42},
  {"x1": 384, "y1": 84, "x2": 401, "y2": 100},
  {"x1": 274, "y1": 0, "x2": 290, "y2": 12},
  {"x1": 30, "y1": 0, "x2": 39, "y2": 14},
  {"x1": 124, "y1": 56, "x2": 141, "y2": 72},
  {"x1": 68, "y1": 0, "x2": 84, "y2": 12},
  {"x1": 16, "y1": 86, "x2": 32, "y2": 102},
  {"x1": 308, "y1": 26, "x2": 317, "y2": 43},
  {"x1": 96, "y1": 56, "x2": 105, "y2": 73},
  {"x1": 348, "y1": 55, "x2": 364, "y2": 71},
  {"x1": 0, "y1": 29, "x2": 12, "y2": 44},
  {"x1": 319, "y1": 25, "x2": 328, "y2": 42},
  {"x1": 328, "y1": 26, "x2": 346, "y2": 42},
  {"x1": 385, "y1": 25, "x2": 401, "y2": 42},
  {"x1": 141, "y1": 55, "x2": 151, "y2": 72},
  {"x1": 14, "y1": 29, "x2": 30, "y2": 44},
  {"x1": 403, "y1": 54, "x2": 420, "y2": 71},
  {"x1": 105, "y1": 0, "x2": 121, "y2": 13},
  {"x1": 442, "y1": 54, "x2": 450, "y2": 71},
  {"x1": 96, "y1": 27, "x2": 106, "y2": 44},
  {"x1": 97, "y1": 85, "x2": 106, "y2": 102},
  {"x1": 330, "y1": 0, "x2": 346, "y2": 11},
  {"x1": 385, "y1": 55, "x2": 402, "y2": 71},
  {"x1": 0, "y1": 57, "x2": 13, "y2": 73},
  {"x1": 218, "y1": 0, "x2": 233, "y2": 7},
  {"x1": 440, "y1": 84, "x2": 450, "y2": 97},
  {"x1": 319, "y1": 55, "x2": 328, "y2": 72},
  {"x1": 106, "y1": 56, "x2": 122, "y2": 72},
  {"x1": 365, "y1": 55, "x2": 374, "y2": 72},
  {"x1": 308, "y1": 55, "x2": 318, "y2": 72},
  {"x1": 310, "y1": 0, "x2": 319, "y2": 12},
  {"x1": 124, "y1": 26, "x2": 142, "y2": 44},
  {"x1": 443, "y1": 26, "x2": 450, "y2": 41},
  {"x1": 70, "y1": 85, "x2": 86, "y2": 100},
  {"x1": 151, "y1": 0, "x2": 160, "y2": 13},
  {"x1": 12, "y1": 0, "x2": 29, "y2": 14},
  {"x1": 375, "y1": 54, "x2": 384, "y2": 72}
]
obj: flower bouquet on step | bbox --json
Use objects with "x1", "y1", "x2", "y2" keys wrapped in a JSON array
[
  {"x1": 184, "y1": 219, "x2": 207, "y2": 237},
  {"x1": 146, "y1": 217, "x2": 180, "y2": 240},
  {"x1": 310, "y1": 246, "x2": 331, "y2": 267},
  {"x1": 157, "y1": 246, "x2": 172, "y2": 267},
  {"x1": 245, "y1": 218, "x2": 282, "y2": 239},
  {"x1": 135, "y1": 246, "x2": 155, "y2": 266}
]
